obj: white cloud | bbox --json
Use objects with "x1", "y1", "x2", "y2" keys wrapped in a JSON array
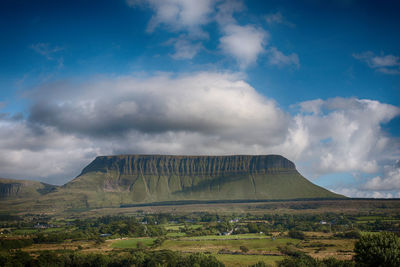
[
  {"x1": 267, "y1": 47, "x2": 300, "y2": 68},
  {"x1": 130, "y1": 0, "x2": 214, "y2": 36},
  {"x1": 285, "y1": 98, "x2": 400, "y2": 177},
  {"x1": 215, "y1": 1, "x2": 269, "y2": 69},
  {"x1": 219, "y1": 24, "x2": 268, "y2": 68},
  {"x1": 353, "y1": 51, "x2": 400, "y2": 75},
  {"x1": 0, "y1": 119, "x2": 98, "y2": 184},
  {"x1": 28, "y1": 72, "x2": 288, "y2": 142},
  {"x1": 332, "y1": 187, "x2": 395, "y2": 198},
  {"x1": 363, "y1": 162, "x2": 400, "y2": 191}
]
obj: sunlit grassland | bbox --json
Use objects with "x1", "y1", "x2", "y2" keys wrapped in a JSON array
[
  {"x1": 215, "y1": 254, "x2": 284, "y2": 267},
  {"x1": 164, "y1": 223, "x2": 202, "y2": 231},
  {"x1": 12, "y1": 227, "x2": 66, "y2": 235},
  {"x1": 178, "y1": 233, "x2": 270, "y2": 240},
  {"x1": 111, "y1": 238, "x2": 155, "y2": 248},
  {"x1": 160, "y1": 237, "x2": 300, "y2": 253}
]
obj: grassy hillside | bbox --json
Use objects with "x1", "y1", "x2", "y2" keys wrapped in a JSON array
[{"x1": 0, "y1": 178, "x2": 57, "y2": 200}]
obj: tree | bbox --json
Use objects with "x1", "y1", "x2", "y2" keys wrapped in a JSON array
[{"x1": 354, "y1": 232, "x2": 400, "y2": 267}]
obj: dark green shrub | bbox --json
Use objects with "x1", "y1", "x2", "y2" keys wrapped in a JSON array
[{"x1": 354, "y1": 232, "x2": 400, "y2": 267}]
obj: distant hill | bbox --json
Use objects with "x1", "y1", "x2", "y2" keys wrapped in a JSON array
[
  {"x1": 0, "y1": 178, "x2": 57, "y2": 199},
  {"x1": 0, "y1": 155, "x2": 344, "y2": 212}
]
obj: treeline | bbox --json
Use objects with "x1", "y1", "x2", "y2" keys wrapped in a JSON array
[
  {"x1": 0, "y1": 250, "x2": 224, "y2": 267},
  {"x1": 73, "y1": 216, "x2": 165, "y2": 237},
  {"x1": 0, "y1": 216, "x2": 166, "y2": 249},
  {"x1": 143, "y1": 212, "x2": 399, "y2": 233}
]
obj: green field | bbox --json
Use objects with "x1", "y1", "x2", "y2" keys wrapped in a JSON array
[
  {"x1": 160, "y1": 237, "x2": 300, "y2": 253},
  {"x1": 179, "y1": 233, "x2": 270, "y2": 240},
  {"x1": 164, "y1": 223, "x2": 202, "y2": 231},
  {"x1": 109, "y1": 235, "x2": 297, "y2": 266},
  {"x1": 215, "y1": 254, "x2": 284, "y2": 267},
  {"x1": 111, "y1": 238, "x2": 156, "y2": 248},
  {"x1": 166, "y1": 232, "x2": 186, "y2": 237}
]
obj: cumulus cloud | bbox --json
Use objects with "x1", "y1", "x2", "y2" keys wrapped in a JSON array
[
  {"x1": 219, "y1": 25, "x2": 268, "y2": 68},
  {"x1": 28, "y1": 72, "x2": 288, "y2": 143},
  {"x1": 215, "y1": 1, "x2": 269, "y2": 69},
  {"x1": 0, "y1": 118, "x2": 98, "y2": 184},
  {"x1": 267, "y1": 47, "x2": 300, "y2": 68},
  {"x1": 353, "y1": 51, "x2": 400, "y2": 75},
  {"x1": 288, "y1": 98, "x2": 400, "y2": 177},
  {"x1": 363, "y1": 162, "x2": 400, "y2": 191},
  {"x1": 1, "y1": 72, "x2": 399, "y2": 192},
  {"x1": 128, "y1": 0, "x2": 213, "y2": 36}
]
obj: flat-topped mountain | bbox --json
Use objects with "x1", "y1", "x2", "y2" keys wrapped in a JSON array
[
  {"x1": 57, "y1": 154, "x2": 342, "y2": 208},
  {"x1": 0, "y1": 155, "x2": 343, "y2": 211}
]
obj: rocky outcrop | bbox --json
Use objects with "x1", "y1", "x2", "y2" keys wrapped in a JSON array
[{"x1": 0, "y1": 182, "x2": 22, "y2": 198}]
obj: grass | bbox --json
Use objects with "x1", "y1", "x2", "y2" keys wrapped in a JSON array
[
  {"x1": 180, "y1": 233, "x2": 269, "y2": 240},
  {"x1": 12, "y1": 229, "x2": 38, "y2": 234},
  {"x1": 110, "y1": 238, "x2": 155, "y2": 248},
  {"x1": 160, "y1": 237, "x2": 300, "y2": 253},
  {"x1": 13, "y1": 227, "x2": 66, "y2": 235},
  {"x1": 215, "y1": 254, "x2": 284, "y2": 267},
  {"x1": 164, "y1": 223, "x2": 202, "y2": 231},
  {"x1": 166, "y1": 232, "x2": 186, "y2": 237},
  {"x1": 164, "y1": 224, "x2": 183, "y2": 231}
]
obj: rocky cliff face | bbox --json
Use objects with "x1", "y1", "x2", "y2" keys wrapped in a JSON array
[
  {"x1": 0, "y1": 182, "x2": 22, "y2": 198},
  {"x1": 79, "y1": 154, "x2": 296, "y2": 177}
]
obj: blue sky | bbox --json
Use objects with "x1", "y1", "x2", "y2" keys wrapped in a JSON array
[{"x1": 1, "y1": 0, "x2": 399, "y2": 197}]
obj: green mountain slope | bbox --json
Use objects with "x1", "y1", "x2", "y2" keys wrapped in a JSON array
[
  {"x1": 53, "y1": 154, "x2": 342, "y2": 208},
  {"x1": 0, "y1": 178, "x2": 57, "y2": 200}
]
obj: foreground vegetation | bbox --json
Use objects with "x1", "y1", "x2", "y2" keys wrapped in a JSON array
[{"x1": 0, "y1": 199, "x2": 399, "y2": 266}]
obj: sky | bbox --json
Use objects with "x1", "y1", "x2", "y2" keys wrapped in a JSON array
[{"x1": 0, "y1": 0, "x2": 399, "y2": 198}]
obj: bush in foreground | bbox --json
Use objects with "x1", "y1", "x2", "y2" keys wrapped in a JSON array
[
  {"x1": 354, "y1": 231, "x2": 400, "y2": 267},
  {"x1": 278, "y1": 254, "x2": 354, "y2": 267},
  {"x1": 0, "y1": 250, "x2": 225, "y2": 267}
]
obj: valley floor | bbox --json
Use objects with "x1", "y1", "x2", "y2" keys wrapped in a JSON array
[{"x1": 1, "y1": 199, "x2": 399, "y2": 266}]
